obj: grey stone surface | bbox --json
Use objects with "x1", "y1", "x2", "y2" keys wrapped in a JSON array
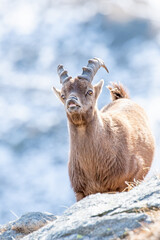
[
  {"x1": 1, "y1": 176, "x2": 160, "y2": 240},
  {"x1": 0, "y1": 212, "x2": 56, "y2": 240}
]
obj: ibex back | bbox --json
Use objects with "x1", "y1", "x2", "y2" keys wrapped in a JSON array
[{"x1": 53, "y1": 58, "x2": 155, "y2": 201}]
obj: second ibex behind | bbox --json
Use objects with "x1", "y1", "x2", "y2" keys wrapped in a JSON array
[{"x1": 53, "y1": 58, "x2": 155, "y2": 201}]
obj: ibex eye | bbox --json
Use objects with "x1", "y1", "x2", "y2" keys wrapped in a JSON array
[
  {"x1": 61, "y1": 94, "x2": 65, "y2": 100},
  {"x1": 87, "y1": 90, "x2": 93, "y2": 96}
]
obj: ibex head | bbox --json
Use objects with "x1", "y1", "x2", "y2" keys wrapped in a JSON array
[{"x1": 53, "y1": 58, "x2": 109, "y2": 125}]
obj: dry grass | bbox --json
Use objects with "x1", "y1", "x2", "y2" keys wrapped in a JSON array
[
  {"x1": 123, "y1": 179, "x2": 142, "y2": 192},
  {"x1": 125, "y1": 210, "x2": 160, "y2": 240}
]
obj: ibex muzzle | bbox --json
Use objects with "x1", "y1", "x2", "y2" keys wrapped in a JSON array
[{"x1": 66, "y1": 94, "x2": 81, "y2": 113}]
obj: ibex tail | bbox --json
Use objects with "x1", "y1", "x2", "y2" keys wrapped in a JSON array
[{"x1": 107, "y1": 82, "x2": 130, "y2": 101}]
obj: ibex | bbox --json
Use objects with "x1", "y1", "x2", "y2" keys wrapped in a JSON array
[{"x1": 53, "y1": 57, "x2": 155, "y2": 201}]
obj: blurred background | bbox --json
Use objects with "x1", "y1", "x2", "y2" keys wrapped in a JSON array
[{"x1": 0, "y1": 0, "x2": 160, "y2": 225}]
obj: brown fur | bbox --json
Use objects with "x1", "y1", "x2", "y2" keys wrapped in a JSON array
[{"x1": 53, "y1": 78, "x2": 155, "y2": 201}]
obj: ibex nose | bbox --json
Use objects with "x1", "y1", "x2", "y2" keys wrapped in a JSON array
[{"x1": 68, "y1": 95, "x2": 78, "y2": 101}]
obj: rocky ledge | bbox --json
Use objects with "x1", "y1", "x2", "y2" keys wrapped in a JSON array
[{"x1": 0, "y1": 176, "x2": 160, "y2": 240}]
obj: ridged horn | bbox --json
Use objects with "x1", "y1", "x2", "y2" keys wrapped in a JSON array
[
  {"x1": 57, "y1": 64, "x2": 72, "y2": 84},
  {"x1": 78, "y1": 57, "x2": 109, "y2": 82}
]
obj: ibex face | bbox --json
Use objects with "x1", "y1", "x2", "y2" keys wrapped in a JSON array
[
  {"x1": 60, "y1": 78, "x2": 95, "y2": 114},
  {"x1": 53, "y1": 58, "x2": 109, "y2": 125}
]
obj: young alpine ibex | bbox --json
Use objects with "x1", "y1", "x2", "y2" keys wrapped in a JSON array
[{"x1": 53, "y1": 57, "x2": 155, "y2": 201}]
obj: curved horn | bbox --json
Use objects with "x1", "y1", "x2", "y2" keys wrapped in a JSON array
[
  {"x1": 57, "y1": 64, "x2": 72, "y2": 84},
  {"x1": 78, "y1": 57, "x2": 109, "y2": 82}
]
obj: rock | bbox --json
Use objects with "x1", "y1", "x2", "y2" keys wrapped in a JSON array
[
  {"x1": 0, "y1": 212, "x2": 57, "y2": 240},
  {"x1": 1, "y1": 176, "x2": 160, "y2": 240}
]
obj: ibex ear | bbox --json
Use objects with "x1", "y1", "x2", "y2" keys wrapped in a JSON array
[
  {"x1": 53, "y1": 87, "x2": 62, "y2": 102},
  {"x1": 94, "y1": 79, "x2": 104, "y2": 100}
]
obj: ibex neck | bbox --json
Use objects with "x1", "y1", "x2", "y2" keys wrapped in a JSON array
[{"x1": 68, "y1": 109, "x2": 103, "y2": 139}]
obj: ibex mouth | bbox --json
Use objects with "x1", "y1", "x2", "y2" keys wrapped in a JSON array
[{"x1": 67, "y1": 99, "x2": 81, "y2": 112}]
